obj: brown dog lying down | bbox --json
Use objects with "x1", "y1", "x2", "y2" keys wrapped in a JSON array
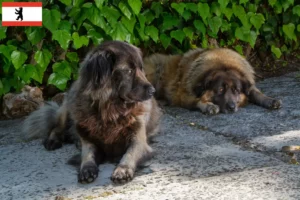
[
  {"x1": 144, "y1": 48, "x2": 282, "y2": 114},
  {"x1": 23, "y1": 41, "x2": 161, "y2": 184}
]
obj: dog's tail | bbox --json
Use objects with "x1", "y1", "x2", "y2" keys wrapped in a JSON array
[{"x1": 23, "y1": 101, "x2": 64, "y2": 140}]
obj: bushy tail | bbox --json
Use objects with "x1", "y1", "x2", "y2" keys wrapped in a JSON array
[{"x1": 23, "y1": 101, "x2": 60, "y2": 140}]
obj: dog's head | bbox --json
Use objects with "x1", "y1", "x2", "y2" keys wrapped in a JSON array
[
  {"x1": 79, "y1": 41, "x2": 155, "y2": 103},
  {"x1": 193, "y1": 69, "x2": 250, "y2": 113}
]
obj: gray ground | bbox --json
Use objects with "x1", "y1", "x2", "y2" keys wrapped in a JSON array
[{"x1": 0, "y1": 73, "x2": 300, "y2": 200}]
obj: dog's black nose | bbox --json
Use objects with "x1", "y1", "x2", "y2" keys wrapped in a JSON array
[
  {"x1": 147, "y1": 86, "x2": 156, "y2": 96},
  {"x1": 227, "y1": 102, "x2": 236, "y2": 111}
]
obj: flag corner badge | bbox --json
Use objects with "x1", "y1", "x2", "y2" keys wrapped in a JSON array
[{"x1": 2, "y1": 2, "x2": 42, "y2": 27}]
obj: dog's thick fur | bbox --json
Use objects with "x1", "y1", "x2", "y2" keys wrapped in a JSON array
[
  {"x1": 23, "y1": 41, "x2": 161, "y2": 184},
  {"x1": 144, "y1": 48, "x2": 282, "y2": 114}
]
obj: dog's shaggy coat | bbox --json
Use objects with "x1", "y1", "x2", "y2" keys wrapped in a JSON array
[
  {"x1": 24, "y1": 41, "x2": 161, "y2": 183},
  {"x1": 144, "y1": 48, "x2": 282, "y2": 114}
]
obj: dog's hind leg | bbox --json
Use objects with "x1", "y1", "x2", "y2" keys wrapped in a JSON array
[
  {"x1": 111, "y1": 118, "x2": 153, "y2": 183},
  {"x1": 248, "y1": 86, "x2": 282, "y2": 109}
]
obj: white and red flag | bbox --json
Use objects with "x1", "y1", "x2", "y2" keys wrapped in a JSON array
[{"x1": 2, "y1": 2, "x2": 42, "y2": 26}]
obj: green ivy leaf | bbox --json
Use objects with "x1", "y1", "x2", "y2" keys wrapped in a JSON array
[
  {"x1": 128, "y1": 0, "x2": 142, "y2": 15},
  {"x1": 59, "y1": 0, "x2": 71, "y2": 6},
  {"x1": 52, "y1": 30, "x2": 72, "y2": 50},
  {"x1": 121, "y1": 16, "x2": 136, "y2": 34},
  {"x1": 48, "y1": 73, "x2": 69, "y2": 91},
  {"x1": 268, "y1": 0, "x2": 276, "y2": 7},
  {"x1": 274, "y1": 2, "x2": 283, "y2": 13},
  {"x1": 86, "y1": 6, "x2": 108, "y2": 32},
  {"x1": 293, "y1": 5, "x2": 300, "y2": 16},
  {"x1": 194, "y1": 20, "x2": 206, "y2": 36},
  {"x1": 162, "y1": 14, "x2": 180, "y2": 32},
  {"x1": 15, "y1": 64, "x2": 37, "y2": 83},
  {"x1": 0, "y1": 45, "x2": 16, "y2": 61},
  {"x1": 145, "y1": 26, "x2": 159, "y2": 43},
  {"x1": 53, "y1": 61, "x2": 72, "y2": 78},
  {"x1": 250, "y1": 14, "x2": 265, "y2": 30},
  {"x1": 197, "y1": 3, "x2": 210, "y2": 23},
  {"x1": 282, "y1": 23, "x2": 297, "y2": 41},
  {"x1": 221, "y1": 19, "x2": 231, "y2": 32},
  {"x1": 31, "y1": 65, "x2": 45, "y2": 84},
  {"x1": 211, "y1": 2, "x2": 221, "y2": 16},
  {"x1": 208, "y1": 16, "x2": 222, "y2": 35},
  {"x1": 170, "y1": 30, "x2": 185, "y2": 44},
  {"x1": 282, "y1": 0, "x2": 294, "y2": 12},
  {"x1": 95, "y1": 0, "x2": 105, "y2": 9},
  {"x1": 110, "y1": 22, "x2": 131, "y2": 42},
  {"x1": 34, "y1": 49, "x2": 52, "y2": 71},
  {"x1": 11, "y1": 51, "x2": 28, "y2": 70},
  {"x1": 218, "y1": 0, "x2": 229, "y2": 10},
  {"x1": 160, "y1": 34, "x2": 171, "y2": 49},
  {"x1": 151, "y1": 2, "x2": 163, "y2": 18},
  {"x1": 25, "y1": 27, "x2": 45, "y2": 45},
  {"x1": 72, "y1": 32, "x2": 89, "y2": 49},
  {"x1": 223, "y1": 8, "x2": 233, "y2": 20},
  {"x1": 43, "y1": 9, "x2": 61, "y2": 32},
  {"x1": 239, "y1": 0, "x2": 248, "y2": 5},
  {"x1": 59, "y1": 20, "x2": 72, "y2": 31},
  {"x1": 297, "y1": 24, "x2": 300, "y2": 32},
  {"x1": 234, "y1": 45, "x2": 243, "y2": 55},
  {"x1": 235, "y1": 27, "x2": 257, "y2": 47},
  {"x1": 87, "y1": 29, "x2": 104, "y2": 45},
  {"x1": 271, "y1": 45, "x2": 282, "y2": 58},
  {"x1": 171, "y1": 3, "x2": 186, "y2": 15},
  {"x1": 182, "y1": 10, "x2": 191, "y2": 21},
  {"x1": 102, "y1": 6, "x2": 121, "y2": 26},
  {"x1": 233, "y1": 4, "x2": 251, "y2": 29},
  {"x1": 119, "y1": 2, "x2": 132, "y2": 19},
  {"x1": 183, "y1": 27, "x2": 194, "y2": 40},
  {"x1": 66, "y1": 52, "x2": 79, "y2": 63},
  {"x1": 186, "y1": 3, "x2": 197, "y2": 13},
  {"x1": 0, "y1": 26, "x2": 7, "y2": 40}
]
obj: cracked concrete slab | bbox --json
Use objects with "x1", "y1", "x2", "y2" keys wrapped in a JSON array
[{"x1": 0, "y1": 73, "x2": 300, "y2": 200}]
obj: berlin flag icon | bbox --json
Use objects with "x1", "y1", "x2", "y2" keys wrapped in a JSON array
[{"x1": 2, "y1": 2, "x2": 42, "y2": 26}]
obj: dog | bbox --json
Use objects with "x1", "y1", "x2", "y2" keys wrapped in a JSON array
[
  {"x1": 143, "y1": 48, "x2": 282, "y2": 114},
  {"x1": 23, "y1": 41, "x2": 162, "y2": 184}
]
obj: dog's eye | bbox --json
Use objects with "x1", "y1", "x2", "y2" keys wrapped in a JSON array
[
  {"x1": 128, "y1": 70, "x2": 132, "y2": 74},
  {"x1": 218, "y1": 87, "x2": 224, "y2": 93}
]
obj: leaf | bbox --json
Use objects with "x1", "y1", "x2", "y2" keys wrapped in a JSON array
[
  {"x1": 186, "y1": 3, "x2": 197, "y2": 13},
  {"x1": 194, "y1": 20, "x2": 206, "y2": 35},
  {"x1": 171, "y1": 3, "x2": 186, "y2": 15},
  {"x1": 25, "y1": 27, "x2": 45, "y2": 45},
  {"x1": 0, "y1": 45, "x2": 16, "y2": 60},
  {"x1": 34, "y1": 49, "x2": 52, "y2": 71},
  {"x1": 297, "y1": 24, "x2": 300, "y2": 32},
  {"x1": 268, "y1": 0, "x2": 276, "y2": 7},
  {"x1": 282, "y1": 0, "x2": 294, "y2": 12},
  {"x1": 233, "y1": 4, "x2": 251, "y2": 29},
  {"x1": 128, "y1": 0, "x2": 142, "y2": 15},
  {"x1": 234, "y1": 45, "x2": 243, "y2": 55},
  {"x1": 183, "y1": 27, "x2": 194, "y2": 40},
  {"x1": 151, "y1": 2, "x2": 163, "y2": 18},
  {"x1": 43, "y1": 9, "x2": 61, "y2": 32},
  {"x1": 59, "y1": 0, "x2": 71, "y2": 6},
  {"x1": 239, "y1": 0, "x2": 248, "y2": 5},
  {"x1": 87, "y1": 29, "x2": 104, "y2": 45},
  {"x1": 170, "y1": 30, "x2": 185, "y2": 44},
  {"x1": 211, "y1": 2, "x2": 221, "y2": 16},
  {"x1": 66, "y1": 52, "x2": 79, "y2": 63},
  {"x1": 160, "y1": 34, "x2": 171, "y2": 49},
  {"x1": 102, "y1": 6, "x2": 121, "y2": 26},
  {"x1": 208, "y1": 16, "x2": 222, "y2": 35},
  {"x1": 53, "y1": 61, "x2": 72, "y2": 78},
  {"x1": 182, "y1": 10, "x2": 191, "y2": 21},
  {"x1": 48, "y1": 73, "x2": 69, "y2": 91},
  {"x1": 121, "y1": 16, "x2": 136, "y2": 34},
  {"x1": 145, "y1": 26, "x2": 159, "y2": 43},
  {"x1": 223, "y1": 8, "x2": 233, "y2": 20},
  {"x1": 218, "y1": 0, "x2": 229, "y2": 10},
  {"x1": 15, "y1": 64, "x2": 37, "y2": 83},
  {"x1": 293, "y1": 5, "x2": 300, "y2": 16},
  {"x1": 119, "y1": 2, "x2": 132, "y2": 19},
  {"x1": 0, "y1": 26, "x2": 7, "y2": 40},
  {"x1": 271, "y1": 45, "x2": 282, "y2": 58},
  {"x1": 197, "y1": 3, "x2": 210, "y2": 23},
  {"x1": 11, "y1": 51, "x2": 28, "y2": 70},
  {"x1": 95, "y1": 0, "x2": 105, "y2": 9},
  {"x1": 110, "y1": 22, "x2": 131, "y2": 42},
  {"x1": 86, "y1": 6, "x2": 108, "y2": 31},
  {"x1": 59, "y1": 20, "x2": 72, "y2": 31},
  {"x1": 250, "y1": 14, "x2": 265, "y2": 30},
  {"x1": 162, "y1": 14, "x2": 180, "y2": 32},
  {"x1": 52, "y1": 30, "x2": 72, "y2": 50},
  {"x1": 72, "y1": 32, "x2": 89, "y2": 49},
  {"x1": 235, "y1": 27, "x2": 257, "y2": 47},
  {"x1": 283, "y1": 23, "x2": 297, "y2": 41}
]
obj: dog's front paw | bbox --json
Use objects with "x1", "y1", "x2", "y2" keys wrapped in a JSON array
[
  {"x1": 269, "y1": 99, "x2": 282, "y2": 109},
  {"x1": 111, "y1": 165, "x2": 134, "y2": 184},
  {"x1": 78, "y1": 162, "x2": 99, "y2": 183},
  {"x1": 205, "y1": 104, "x2": 220, "y2": 115},
  {"x1": 43, "y1": 139, "x2": 62, "y2": 151}
]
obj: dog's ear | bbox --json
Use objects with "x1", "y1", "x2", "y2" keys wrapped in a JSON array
[
  {"x1": 192, "y1": 74, "x2": 214, "y2": 97},
  {"x1": 242, "y1": 78, "x2": 251, "y2": 96},
  {"x1": 192, "y1": 83, "x2": 204, "y2": 97},
  {"x1": 80, "y1": 50, "x2": 115, "y2": 89}
]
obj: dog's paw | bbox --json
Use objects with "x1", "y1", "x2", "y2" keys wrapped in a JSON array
[
  {"x1": 43, "y1": 139, "x2": 62, "y2": 151},
  {"x1": 111, "y1": 165, "x2": 134, "y2": 184},
  {"x1": 78, "y1": 162, "x2": 99, "y2": 183},
  {"x1": 268, "y1": 99, "x2": 282, "y2": 109},
  {"x1": 205, "y1": 104, "x2": 220, "y2": 115}
]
